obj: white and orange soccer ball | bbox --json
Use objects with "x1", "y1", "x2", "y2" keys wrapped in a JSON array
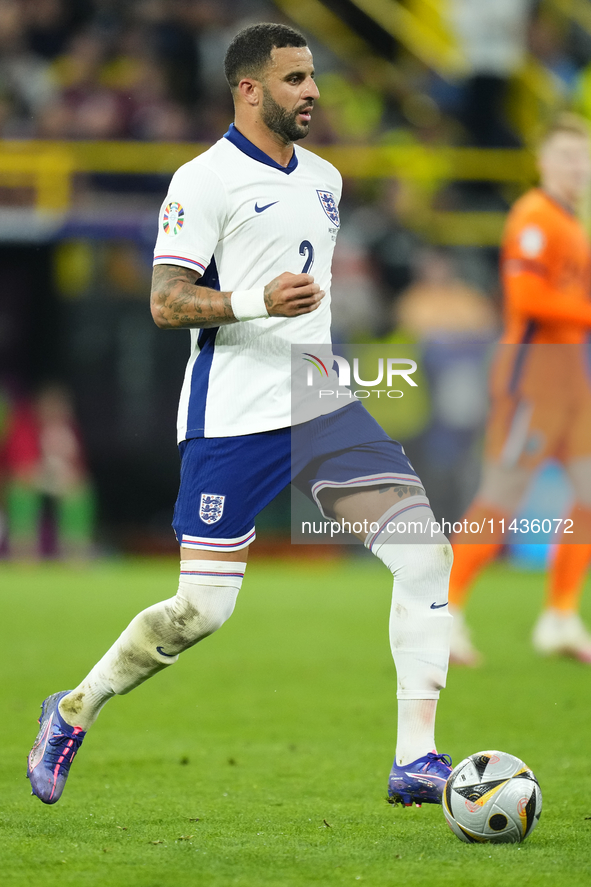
[{"x1": 442, "y1": 750, "x2": 542, "y2": 844}]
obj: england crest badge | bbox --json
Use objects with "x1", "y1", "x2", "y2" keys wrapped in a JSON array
[
  {"x1": 316, "y1": 190, "x2": 340, "y2": 227},
  {"x1": 199, "y1": 492, "x2": 225, "y2": 524}
]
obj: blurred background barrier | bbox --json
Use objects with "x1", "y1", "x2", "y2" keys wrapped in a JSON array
[
  {"x1": 0, "y1": 139, "x2": 535, "y2": 245},
  {"x1": 0, "y1": 0, "x2": 588, "y2": 557}
]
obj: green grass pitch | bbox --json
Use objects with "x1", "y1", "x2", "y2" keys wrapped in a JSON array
[{"x1": 2, "y1": 555, "x2": 591, "y2": 886}]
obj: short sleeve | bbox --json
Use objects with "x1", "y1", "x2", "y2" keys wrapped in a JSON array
[{"x1": 153, "y1": 160, "x2": 227, "y2": 275}]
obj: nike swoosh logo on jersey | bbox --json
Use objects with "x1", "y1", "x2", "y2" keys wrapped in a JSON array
[
  {"x1": 156, "y1": 645, "x2": 176, "y2": 658},
  {"x1": 430, "y1": 601, "x2": 448, "y2": 609},
  {"x1": 254, "y1": 201, "x2": 279, "y2": 213}
]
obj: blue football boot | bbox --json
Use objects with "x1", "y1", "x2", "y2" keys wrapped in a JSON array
[
  {"x1": 388, "y1": 752, "x2": 452, "y2": 807},
  {"x1": 27, "y1": 691, "x2": 86, "y2": 804}
]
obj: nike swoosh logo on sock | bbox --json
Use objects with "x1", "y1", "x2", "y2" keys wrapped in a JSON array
[
  {"x1": 156, "y1": 646, "x2": 176, "y2": 657},
  {"x1": 430, "y1": 602, "x2": 448, "y2": 609}
]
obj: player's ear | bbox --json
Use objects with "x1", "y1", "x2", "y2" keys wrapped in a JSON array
[{"x1": 236, "y1": 77, "x2": 261, "y2": 107}]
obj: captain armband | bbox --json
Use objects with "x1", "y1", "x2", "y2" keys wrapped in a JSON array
[{"x1": 230, "y1": 288, "x2": 269, "y2": 321}]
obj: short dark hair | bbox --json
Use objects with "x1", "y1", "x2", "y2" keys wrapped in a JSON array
[{"x1": 224, "y1": 22, "x2": 307, "y2": 90}]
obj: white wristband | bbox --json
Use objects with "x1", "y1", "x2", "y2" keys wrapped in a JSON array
[{"x1": 231, "y1": 288, "x2": 269, "y2": 321}]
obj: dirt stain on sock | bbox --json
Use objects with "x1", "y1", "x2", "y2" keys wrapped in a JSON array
[{"x1": 60, "y1": 691, "x2": 85, "y2": 719}]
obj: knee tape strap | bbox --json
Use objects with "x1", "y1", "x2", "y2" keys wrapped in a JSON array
[
  {"x1": 365, "y1": 496, "x2": 447, "y2": 550},
  {"x1": 179, "y1": 560, "x2": 247, "y2": 588},
  {"x1": 164, "y1": 560, "x2": 246, "y2": 650}
]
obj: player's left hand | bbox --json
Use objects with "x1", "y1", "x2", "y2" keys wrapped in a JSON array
[{"x1": 263, "y1": 272, "x2": 325, "y2": 316}]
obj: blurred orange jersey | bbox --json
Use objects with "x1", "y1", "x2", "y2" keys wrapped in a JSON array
[
  {"x1": 487, "y1": 189, "x2": 591, "y2": 468},
  {"x1": 501, "y1": 188, "x2": 591, "y2": 344}
]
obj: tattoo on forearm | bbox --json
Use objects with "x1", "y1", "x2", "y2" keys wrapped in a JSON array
[{"x1": 151, "y1": 264, "x2": 236, "y2": 328}]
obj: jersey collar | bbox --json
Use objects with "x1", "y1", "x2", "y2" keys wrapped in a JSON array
[{"x1": 224, "y1": 123, "x2": 298, "y2": 174}]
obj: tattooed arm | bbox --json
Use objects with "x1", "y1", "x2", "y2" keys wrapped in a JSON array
[
  {"x1": 150, "y1": 264, "x2": 325, "y2": 329},
  {"x1": 150, "y1": 264, "x2": 235, "y2": 329}
]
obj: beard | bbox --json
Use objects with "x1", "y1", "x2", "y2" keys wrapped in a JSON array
[{"x1": 261, "y1": 87, "x2": 311, "y2": 143}]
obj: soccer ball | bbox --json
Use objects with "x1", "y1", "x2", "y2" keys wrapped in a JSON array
[{"x1": 442, "y1": 750, "x2": 542, "y2": 844}]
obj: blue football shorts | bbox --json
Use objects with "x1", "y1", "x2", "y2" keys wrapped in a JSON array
[{"x1": 173, "y1": 401, "x2": 422, "y2": 552}]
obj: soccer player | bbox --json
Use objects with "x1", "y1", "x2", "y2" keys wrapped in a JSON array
[
  {"x1": 449, "y1": 113, "x2": 591, "y2": 665},
  {"x1": 27, "y1": 23, "x2": 453, "y2": 807}
]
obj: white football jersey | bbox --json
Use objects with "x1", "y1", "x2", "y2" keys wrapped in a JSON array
[{"x1": 153, "y1": 124, "x2": 342, "y2": 441}]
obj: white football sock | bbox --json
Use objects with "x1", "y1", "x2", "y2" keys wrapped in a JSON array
[
  {"x1": 59, "y1": 561, "x2": 245, "y2": 730},
  {"x1": 395, "y1": 699, "x2": 438, "y2": 766},
  {"x1": 366, "y1": 498, "x2": 453, "y2": 764}
]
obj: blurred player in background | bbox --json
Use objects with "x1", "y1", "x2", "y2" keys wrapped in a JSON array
[
  {"x1": 3, "y1": 384, "x2": 94, "y2": 560},
  {"x1": 27, "y1": 24, "x2": 454, "y2": 808},
  {"x1": 449, "y1": 113, "x2": 591, "y2": 665}
]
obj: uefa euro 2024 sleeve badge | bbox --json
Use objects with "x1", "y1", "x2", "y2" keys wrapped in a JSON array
[
  {"x1": 199, "y1": 493, "x2": 225, "y2": 524},
  {"x1": 316, "y1": 190, "x2": 340, "y2": 227},
  {"x1": 163, "y1": 201, "x2": 184, "y2": 235}
]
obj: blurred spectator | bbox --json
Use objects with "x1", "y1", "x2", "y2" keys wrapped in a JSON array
[
  {"x1": 363, "y1": 179, "x2": 426, "y2": 329},
  {"x1": 396, "y1": 246, "x2": 499, "y2": 340},
  {"x1": 529, "y1": 9, "x2": 578, "y2": 97},
  {"x1": 0, "y1": 382, "x2": 10, "y2": 550},
  {"x1": 393, "y1": 247, "x2": 499, "y2": 522},
  {"x1": 131, "y1": 0, "x2": 202, "y2": 108},
  {"x1": 0, "y1": 0, "x2": 58, "y2": 136},
  {"x1": 3, "y1": 384, "x2": 95, "y2": 560},
  {"x1": 102, "y1": 42, "x2": 193, "y2": 140},
  {"x1": 41, "y1": 27, "x2": 121, "y2": 138},
  {"x1": 23, "y1": 0, "x2": 90, "y2": 61},
  {"x1": 447, "y1": 0, "x2": 532, "y2": 146}
]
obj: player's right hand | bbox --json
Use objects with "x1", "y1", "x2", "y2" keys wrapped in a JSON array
[{"x1": 263, "y1": 272, "x2": 325, "y2": 317}]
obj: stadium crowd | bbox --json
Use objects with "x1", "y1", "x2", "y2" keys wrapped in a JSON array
[
  {"x1": 0, "y1": 1, "x2": 589, "y2": 310},
  {"x1": 0, "y1": 0, "x2": 589, "y2": 145}
]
